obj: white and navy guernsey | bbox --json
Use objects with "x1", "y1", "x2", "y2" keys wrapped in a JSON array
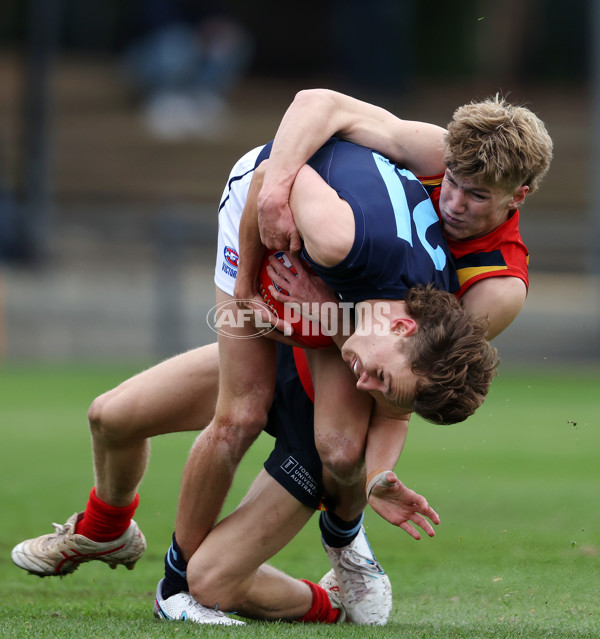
[{"x1": 256, "y1": 138, "x2": 458, "y2": 304}]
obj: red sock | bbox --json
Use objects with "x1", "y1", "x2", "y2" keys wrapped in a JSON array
[
  {"x1": 75, "y1": 488, "x2": 139, "y2": 542},
  {"x1": 296, "y1": 580, "x2": 340, "y2": 624}
]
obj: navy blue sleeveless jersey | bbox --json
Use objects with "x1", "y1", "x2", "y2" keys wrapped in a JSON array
[{"x1": 256, "y1": 139, "x2": 458, "y2": 303}]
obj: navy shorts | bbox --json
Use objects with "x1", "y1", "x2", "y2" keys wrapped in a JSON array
[{"x1": 264, "y1": 345, "x2": 324, "y2": 510}]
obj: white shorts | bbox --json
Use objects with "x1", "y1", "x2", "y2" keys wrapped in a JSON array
[{"x1": 214, "y1": 145, "x2": 264, "y2": 296}]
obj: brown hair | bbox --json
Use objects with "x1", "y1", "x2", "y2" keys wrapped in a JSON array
[
  {"x1": 444, "y1": 95, "x2": 553, "y2": 195},
  {"x1": 401, "y1": 285, "x2": 498, "y2": 425}
]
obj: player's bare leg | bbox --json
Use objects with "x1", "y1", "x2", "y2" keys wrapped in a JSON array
[
  {"x1": 11, "y1": 343, "x2": 222, "y2": 577},
  {"x1": 307, "y1": 346, "x2": 372, "y2": 487},
  {"x1": 174, "y1": 287, "x2": 277, "y2": 560},
  {"x1": 88, "y1": 343, "x2": 220, "y2": 506},
  {"x1": 186, "y1": 470, "x2": 342, "y2": 622},
  {"x1": 305, "y1": 348, "x2": 392, "y2": 624}
]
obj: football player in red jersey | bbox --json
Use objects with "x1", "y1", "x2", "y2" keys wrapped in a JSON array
[
  {"x1": 11, "y1": 89, "x2": 552, "y2": 625},
  {"x1": 258, "y1": 89, "x2": 552, "y2": 340}
]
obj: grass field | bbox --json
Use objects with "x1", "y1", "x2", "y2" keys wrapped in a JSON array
[{"x1": 1, "y1": 363, "x2": 599, "y2": 638}]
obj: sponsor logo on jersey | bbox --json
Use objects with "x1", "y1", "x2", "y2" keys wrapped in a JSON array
[
  {"x1": 281, "y1": 456, "x2": 299, "y2": 474},
  {"x1": 224, "y1": 246, "x2": 239, "y2": 267},
  {"x1": 281, "y1": 456, "x2": 317, "y2": 495},
  {"x1": 221, "y1": 262, "x2": 238, "y2": 278}
]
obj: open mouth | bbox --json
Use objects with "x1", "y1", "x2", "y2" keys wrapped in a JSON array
[
  {"x1": 343, "y1": 347, "x2": 366, "y2": 383},
  {"x1": 342, "y1": 349, "x2": 360, "y2": 377},
  {"x1": 350, "y1": 356, "x2": 368, "y2": 385}
]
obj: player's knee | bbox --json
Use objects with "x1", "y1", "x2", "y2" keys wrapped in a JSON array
[
  {"x1": 208, "y1": 418, "x2": 263, "y2": 461},
  {"x1": 318, "y1": 439, "x2": 364, "y2": 484},
  {"x1": 88, "y1": 392, "x2": 113, "y2": 439},
  {"x1": 188, "y1": 568, "x2": 246, "y2": 611},
  {"x1": 212, "y1": 400, "x2": 269, "y2": 451},
  {"x1": 87, "y1": 388, "x2": 128, "y2": 444}
]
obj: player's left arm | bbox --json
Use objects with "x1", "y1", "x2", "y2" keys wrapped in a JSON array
[
  {"x1": 460, "y1": 276, "x2": 527, "y2": 340},
  {"x1": 235, "y1": 161, "x2": 294, "y2": 337},
  {"x1": 235, "y1": 161, "x2": 268, "y2": 302}
]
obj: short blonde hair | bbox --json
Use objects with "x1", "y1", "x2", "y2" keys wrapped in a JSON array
[{"x1": 444, "y1": 95, "x2": 553, "y2": 195}]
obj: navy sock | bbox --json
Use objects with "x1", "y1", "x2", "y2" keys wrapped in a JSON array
[
  {"x1": 319, "y1": 510, "x2": 364, "y2": 548},
  {"x1": 161, "y1": 533, "x2": 189, "y2": 599}
]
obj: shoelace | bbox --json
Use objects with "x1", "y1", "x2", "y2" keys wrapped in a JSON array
[
  {"x1": 187, "y1": 596, "x2": 230, "y2": 619},
  {"x1": 38, "y1": 521, "x2": 75, "y2": 549},
  {"x1": 338, "y1": 549, "x2": 384, "y2": 602},
  {"x1": 51, "y1": 522, "x2": 70, "y2": 535}
]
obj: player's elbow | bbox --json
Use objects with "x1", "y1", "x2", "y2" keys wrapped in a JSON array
[
  {"x1": 293, "y1": 88, "x2": 335, "y2": 110},
  {"x1": 485, "y1": 299, "x2": 524, "y2": 340},
  {"x1": 292, "y1": 89, "x2": 342, "y2": 127}
]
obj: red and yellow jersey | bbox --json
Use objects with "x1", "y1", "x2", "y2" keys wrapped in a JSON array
[{"x1": 420, "y1": 174, "x2": 529, "y2": 299}]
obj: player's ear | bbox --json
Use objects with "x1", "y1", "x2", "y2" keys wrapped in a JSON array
[
  {"x1": 390, "y1": 317, "x2": 418, "y2": 336},
  {"x1": 508, "y1": 185, "x2": 529, "y2": 209}
]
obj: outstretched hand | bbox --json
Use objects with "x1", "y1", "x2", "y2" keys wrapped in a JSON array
[{"x1": 368, "y1": 472, "x2": 440, "y2": 540}]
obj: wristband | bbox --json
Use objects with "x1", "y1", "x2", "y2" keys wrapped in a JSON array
[{"x1": 366, "y1": 469, "x2": 394, "y2": 499}]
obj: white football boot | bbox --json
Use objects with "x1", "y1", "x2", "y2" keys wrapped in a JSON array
[
  {"x1": 153, "y1": 579, "x2": 245, "y2": 625},
  {"x1": 11, "y1": 512, "x2": 146, "y2": 577},
  {"x1": 321, "y1": 526, "x2": 392, "y2": 625},
  {"x1": 318, "y1": 570, "x2": 347, "y2": 623}
]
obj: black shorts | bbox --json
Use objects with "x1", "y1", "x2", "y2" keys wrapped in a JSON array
[{"x1": 264, "y1": 345, "x2": 324, "y2": 510}]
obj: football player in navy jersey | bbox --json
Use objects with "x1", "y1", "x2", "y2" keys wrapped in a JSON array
[
  {"x1": 11, "y1": 137, "x2": 496, "y2": 627},
  {"x1": 252, "y1": 87, "x2": 553, "y2": 618},
  {"x1": 163, "y1": 135, "x2": 495, "y2": 625},
  {"x1": 10, "y1": 89, "x2": 550, "y2": 625},
  {"x1": 154, "y1": 90, "x2": 552, "y2": 624}
]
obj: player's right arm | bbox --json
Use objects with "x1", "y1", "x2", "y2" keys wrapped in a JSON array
[
  {"x1": 364, "y1": 411, "x2": 440, "y2": 539},
  {"x1": 461, "y1": 276, "x2": 527, "y2": 340},
  {"x1": 258, "y1": 89, "x2": 447, "y2": 250}
]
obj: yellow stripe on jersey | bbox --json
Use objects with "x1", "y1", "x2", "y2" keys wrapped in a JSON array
[
  {"x1": 419, "y1": 176, "x2": 443, "y2": 187},
  {"x1": 457, "y1": 265, "x2": 508, "y2": 287}
]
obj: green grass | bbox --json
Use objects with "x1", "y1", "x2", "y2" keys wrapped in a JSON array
[{"x1": 1, "y1": 363, "x2": 599, "y2": 638}]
